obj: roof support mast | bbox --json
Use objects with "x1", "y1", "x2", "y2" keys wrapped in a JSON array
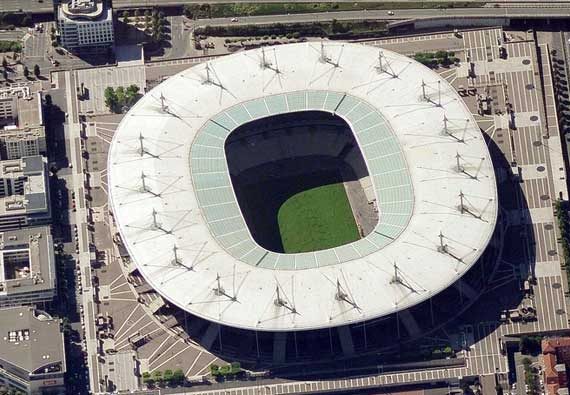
[
  {"x1": 437, "y1": 231, "x2": 463, "y2": 263},
  {"x1": 376, "y1": 50, "x2": 398, "y2": 78},
  {"x1": 260, "y1": 47, "x2": 281, "y2": 74},
  {"x1": 138, "y1": 132, "x2": 160, "y2": 158},
  {"x1": 319, "y1": 42, "x2": 341, "y2": 68},
  {"x1": 140, "y1": 172, "x2": 160, "y2": 197},
  {"x1": 335, "y1": 279, "x2": 360, "y2": 310},
  {"x1": 159, "y1": 92, "x2": 168, "y2": 113},
  {"x1": 151, "y1": 209, "x2": 171, "y2": 234},
  {"x1": 390, "y1": 262, "x2": 421, "y2": 293},
  {"x1": 274, "y1": 284, "x2": 297, "y2": 314},
  {"x1": 421, "y1": 80, "x2": 443, "y2": 107},
  {"x1": 213, "y1": 273, "x2": 237, "y2": 302}
]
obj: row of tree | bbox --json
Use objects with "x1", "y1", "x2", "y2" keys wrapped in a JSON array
[
  {"x1": 142, "y1": 369, "x2": 185, "y2": 387},
  {"x1": 2, "y1": 57, "x2": 40, "y2": 80},
  {"x1": 413, "y1": 51, "x2": 460, "y2": 68},
  {"x1": 121, "y1": 9, "x2": 167, "y2": 43},
  {"x1": 104, "y1": 85, "x2": 141, "y2": 113},
  {"x1": 210, "y1": 362, "x2": 242, "y2": 379}
]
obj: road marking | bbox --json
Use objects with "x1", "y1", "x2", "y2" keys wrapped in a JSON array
[
  {"x1": 185, "y1": 350, "x2": 203, "y2": 376},
  {"x1": 149, "y1": 344, "x2": 192, "y2": 372}
]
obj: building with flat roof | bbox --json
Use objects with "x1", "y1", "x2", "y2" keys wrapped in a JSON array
[
  {"x1": 57, "y1": 0, "x2": 114, "y2": 53},
  {"x1": 0, "y1": 226, "x2": 56, "y2": 307},
  {"x1": 0, "y1": 84, "x2": 43, "y2": 130},
  {"x1": 0, "y1": 125, "x2": 46, "y2": 160},
  {"x1": 0, "y1": 306, "x2": 65, "y2": 394},
  {"x1": 543, "y1": 337, "x2": 570, "y2": 395},
  {"x1": 0, "y1": 156, "x2": 50, "y2": 230},
  {"x1": 0, "y1": 96, "x2": 18, "y2": 128}
]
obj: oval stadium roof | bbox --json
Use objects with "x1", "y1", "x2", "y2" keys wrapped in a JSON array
[{"x1": 108, "y1": 42, "x2": 498, "y2": 332}]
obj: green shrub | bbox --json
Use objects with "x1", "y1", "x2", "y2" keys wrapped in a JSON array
[
  {"x1": 0, "y1": 41, "x2": 21, "y2": 53},
  {"x1": 230, "y1": 362, "x2": 241, "y2": 374}
]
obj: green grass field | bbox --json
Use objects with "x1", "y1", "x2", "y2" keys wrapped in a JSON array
[{"x1": 278, "y1": 183, "x2": 360, "y2": 253}]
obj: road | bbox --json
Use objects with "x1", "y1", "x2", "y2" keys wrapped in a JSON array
[
  {"x1": 112, "y1": 0, "x2": 570, "y2": 9},
  {"x1": 3, "y1": 0, "x2": 570, "y2": 13},
  {"x1": 188, "y1": 6, "x2": 570, "y2": 28},
  {"x1": 61, "y1": 69, "x2": 101, "y2": 393}
]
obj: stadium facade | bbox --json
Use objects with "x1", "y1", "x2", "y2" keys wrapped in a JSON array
[{"x1": 108, "y1": 42, "x2": 499, "y2": 363}]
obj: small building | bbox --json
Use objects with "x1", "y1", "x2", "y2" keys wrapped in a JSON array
[
  {"x1": 0, "y1": 156, "x2": 50, "y2": 230},
  {"x1": 0, "y1": 306, "x2": 66, "y2": 394},
  {"x1": 0, "y1": 226, "x2": 56, "y2": 307},
  {"x1": 57, "y1": 0, "x2": 114, "y2": 54},
  {"x1": 542, "y1": 337, "x2": 570, "y2": 395}
]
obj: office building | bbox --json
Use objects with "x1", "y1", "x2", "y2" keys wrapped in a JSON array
[
  {"x1": 57, "y1": 0, "x2": 114, "y2": 53},
  {"x1": 0, "y1": 306, "x2": 65, "y2": 394},
  {"x1": 0, "y1": 156, "x2": 50, "y2": 230},
  {"x1": 0, "y1": 226, "x2": 56, "y2": 307}
]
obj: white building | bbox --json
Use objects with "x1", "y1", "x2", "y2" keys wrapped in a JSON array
[
  {"x1": 57, "y1": 0, "x2": 114, "y2": 53},
  {"x1": 108, "y1": 43, "x2": 498, "y2": 333}
]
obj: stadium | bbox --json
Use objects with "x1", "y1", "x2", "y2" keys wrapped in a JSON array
[{"x1": 107, "y1": 42, "x2": 499, "y2": 364}]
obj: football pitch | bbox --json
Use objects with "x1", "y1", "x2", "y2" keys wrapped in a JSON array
[{"x1": 277, "y1": 183, "x2": 360, "y2": 253}]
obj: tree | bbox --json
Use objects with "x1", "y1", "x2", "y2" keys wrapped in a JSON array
[
  {"x1": 115, "y1": 86, "x2": 126, "y2": 108},
  {"x1": 133, "y1": 9, "x2": 141, "y2": 17},
  {"x1": 125, "y1": 84, "x2": 140, "y2": 106},
  {"x1": 152, "y1": 370, "x2": 163, "y2": 385},
  {"x1": 23, "y1": 66, "x2": 29, "y2": 78},
  {"x1": 104, "y1": 87, "x2": 118, "y2": 112},
  {"x1": 142, "y1": 371, "x2": 154, "y2": 386},
  {"x1": 163, "y1": 369, "x2": 174, "y2": 383},
  {"x1": 33, "y1": 64, "x2": 40, "y2": 78},
  {"x1": 520, "y1": 335, "x2": 542, "y2": 355},
  {"x1": 172, "y1": 369, "x2": 185, "y2": 385}
]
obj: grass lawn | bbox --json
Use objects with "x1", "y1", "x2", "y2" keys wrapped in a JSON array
[{"x1": 278, "y1": 183, "x2": 360, "y2": 253}]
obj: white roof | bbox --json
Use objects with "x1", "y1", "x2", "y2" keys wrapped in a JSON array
[{"x1": 108, "y1": 42, "x2": 498, "y2": 332}]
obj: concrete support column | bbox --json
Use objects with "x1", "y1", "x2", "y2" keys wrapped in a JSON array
[
  {"x1": 399, "y1": 309, "x2": 421, "y2": 338},
  {"x1": 273, "y1": 332, "x2": 287, "y2": 364},
  {"x1": 337, "y1": 326, "x2": 355, "y2": 356}
]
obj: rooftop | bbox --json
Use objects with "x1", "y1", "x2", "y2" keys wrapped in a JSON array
[
  {"x1": 0, "y1": 306, "x2": 65, "y2": 375},
  {"x1": 60, "y1": 0, "x2": 109, "y2": 22},
  {"x1": 108, "y1": 42, "x2": 498, "y2": 331},
  {"x1": 0, "y1": 226, "x2": 55, "y2": 298},
  {"x1": 0, "y1": 156, "x2": 49, "y2": 217}
]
